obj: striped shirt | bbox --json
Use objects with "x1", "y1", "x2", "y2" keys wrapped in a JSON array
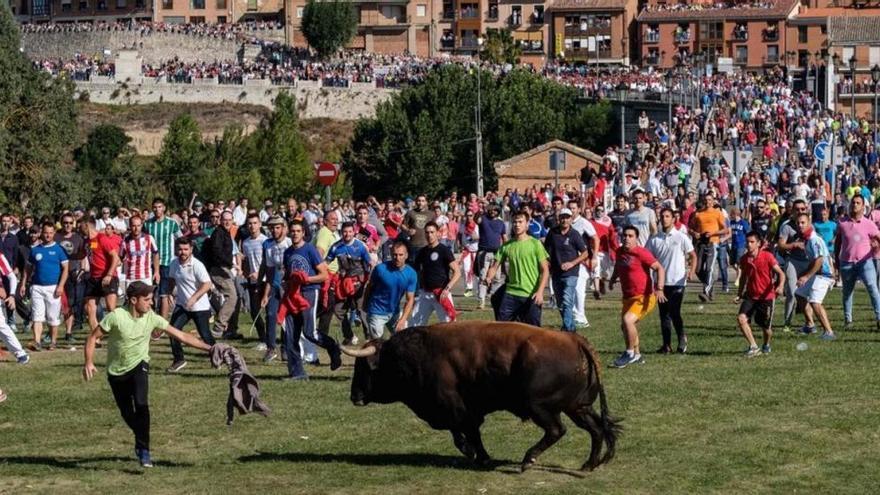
[
  {"x1": 242, "y1": 234, "x2": 267, "y2": 280},
  {"x1": 0, "y1": 252, "x2": 12, "y2": 277},
  {"x1": 145, "y1": 217, "x2": 181, "y2": 267},
  {"x1": 122, "y1": 233, "x2": 158, "y2": 280}
]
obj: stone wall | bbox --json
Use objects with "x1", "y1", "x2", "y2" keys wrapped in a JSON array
[
  {"x1": 74, "y1": 80, "x2": 395, "y2": 120},
  {"x1": 21, "y1": 29, "x2": 285, "y2": 64}
]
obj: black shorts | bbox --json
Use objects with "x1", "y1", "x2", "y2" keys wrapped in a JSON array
[
  {"x1": 85, "y1": 277, "x2": 119, "y2": 299},
  {"x1": 739, "y1": 299, "x2": 774, "y2": 329}
]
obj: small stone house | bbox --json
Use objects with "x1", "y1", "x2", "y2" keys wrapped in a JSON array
[{"x1": 493, "y1": 139, "x2": 603, "y2": 192}]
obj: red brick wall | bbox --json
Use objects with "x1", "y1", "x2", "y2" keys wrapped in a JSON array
[{"x1": 496, "y1": 149, "x2": 598, "y2": 193}]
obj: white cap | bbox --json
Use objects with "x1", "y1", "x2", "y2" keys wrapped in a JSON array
[{"x1": 559, "y1": 208, "x2": 573, "y2": 217}]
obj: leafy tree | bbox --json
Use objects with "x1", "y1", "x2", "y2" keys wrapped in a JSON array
[
  {"x1": 250, "y1": 92, "x2": 313, "y2": 200},
  {"x1": 155, "y1": 114, "x2": 209, "y2": 207},
  {"x1": 75, "y1": 124, "x2": 131, "y2": 177},
  {"x1": 0, "y1": 0, "x2": 77, "y2": 214},
  {"x1": 301, "y1": 0, "x2": 359, "y2": 59},
  {"x1": 480, "y1": 29, "x2": 521, "y2": 65},
  {"x1": 74, "y1": 124, "x2": 157, "y2": 208},
  {"x1": 344, "y1": 65, "x2": 612, "y2": 198}
]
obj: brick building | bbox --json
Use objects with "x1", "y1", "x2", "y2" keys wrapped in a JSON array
[
  {"x1": 636, "y1": 0, "x2": 797, "y2": 70},
  {"x1": 11, "y1": 0, "x2": 152, "y2": 22},
  {"x1": 546, "y1": 0, "x2": 637, "y2": 65},
  {"x1": 826, "y1": 15, "x2": 880, "y2": 118},
  {"x1": 494, "y1": 139, "x2": 601, "y2": 192}
]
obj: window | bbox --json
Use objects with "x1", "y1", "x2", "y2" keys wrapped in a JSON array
[
  {"x1": 735, "y1": 46, "x2": 748, "y2": 63},
  {"x1": 381, "y1": 5, "x2": 403, "y2": 20},
  {"x1": 60, "y1": 0, "x2": 71, "y2": 11},
  {"x1": 532, "y1": 5, "x2": 543, "y2": 23},
  {"x1": 767, "y1": 44, "x2": 779, "y2": 63},
  {"x1": 163, "y1": 15, "x2": 185, "y2": 23},
  {"x1": 79, "y1": 0, "x2": 88, "y2": 9},
  {"x1": 416, "y1": 4, "x2": 426, "y2": 16},
  {"x1": 162, "y1": 0, "x2": 172, "y2": 8},
  {"x1": 510, "y1": 5, "x2": 521, "y2": 25},
  {"x1": 870, "y1": 46, "x2": 880, "y2": 66},
  {"x1": 97, "y1": 0, "x2": 107, "y2": 9},
  {"x1": 116, "y1": 0, "x2": 125, "y2": 7},
  {"x1": 798, "y1": 26, "x2": 807, "y2": 43},
  {"x1": 192, "y1": 0, "x2": 204, "y2": 8},
  {"x1": 33, "y1": 0, "x2": 50, "y2": 15},
  {"x1": 135, "y1": 0, "x2": 144, "y2": 7},
  {"x1": 247, "y1": 0, "x2": 256, "y2": 10},
  {"x1": 216, "y1": 0, "x2": 226, "y2": 9},
  {"x1": 217, "y1": 15, "x2": 226, "y2": 22},
  {"x1": 190, "y1": 15, "x2": 205, "y2": 22},
  {"x1": 297, "y1": 6, "x2": 304, "y2": 17},
  {"x1": 842, "y1": 46, "x2": 854, "y2": 64},
  {"x1": 699, "y1": 21, "x2": 723, "y2": 40}
]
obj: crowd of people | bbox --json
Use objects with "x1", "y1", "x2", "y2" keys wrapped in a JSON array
[{"x1": 20, "y1": 20, "x2": 284, "y2": 43}]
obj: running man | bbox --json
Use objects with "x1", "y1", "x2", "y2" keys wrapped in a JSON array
[
  {"x1": 0, "y1": 252, "x2": 28, "y2": 363},
  {"x1": 165, "y1": 237, "x2": 215, "y2": 372},
  {"x1": 121, "y1": 216, "x2": 159, "y2": 290},
  {"x1": 83, "y1": 217, "x2": 121, "y2": 331},
  {"x1": 609, "y1": 225, "x2": 666, "y2": 368},
  {"x1": 544, "y1": 208, "x2": 590, "y2": 332},
  {"x1": 646, "y1": 207, "x2": 696, "y2": 354},
  {"x1": 409, "y1": 221, "x2": 460, "y2": 326},
  {"x1": 361, "y1": 241, "x2": 417, "y2": 338},
  {"x1": 834, "y1": 194, "x2": 880, "y2": 331},
  {"x1": 690, "y1": 193, "x2": 729, "y2": 302},
  {"x1": 83, "y1": 281, "x2": 211, "y2": 468},
  {"x1": 736, "y1": 232, "x2": 785, "y2": 357},
  {"x1": 793, "y1": 213, "x2": 836, "y2": 340}
]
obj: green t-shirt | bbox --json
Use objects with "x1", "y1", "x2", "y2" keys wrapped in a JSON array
[
  {"x1": 314, "y1": 226, "x2": 340, "y2": 273},
  {"x1": 101, "y1": 307, "x2": 169, "y2": 376},
  {"x1": 496, "y1": 237, "x2": 549, "y2": 298}
]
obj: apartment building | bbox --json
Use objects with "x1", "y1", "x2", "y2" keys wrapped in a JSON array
[
  {"x1": 12, "y1": 0, "x2": 152, "y2": 22},
  {"x1": 546, "y1": 0, "x2": 638, "y2": 65},
  {"x1": 636, "y1": 0, "x2": 798, "y2": 69}
]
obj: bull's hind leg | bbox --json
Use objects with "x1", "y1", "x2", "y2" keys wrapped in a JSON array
[
  {"x1": 521, "y1": 408, "x2": 566, "y2": 472},
  {"x1": 451, "y1": 430, "x2": 476, "y2": 461},
  {"x1": 566, "y1": 408, "x2": 604, "y2": 471},
  {"x1": 464, "y1": 419, "x2": 491, "y2": 465}
]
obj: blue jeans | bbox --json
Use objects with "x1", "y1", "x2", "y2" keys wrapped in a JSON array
[
  {"x1": 716, "y1": 244, "x2": 730, "y2": 290},
  {"x1": 169, "y1": 306, "x2": 214, "y2": 362},
  {"x1": 496, "y1": 289, "x2": 542, "y2": 327},
  {"x1": 284, "y1": 290, "x2": 339, "y2": 378},
  {"x1": 552, "y1": 275, "x2": 578, "y2": 331},
  {"x1": 840, "y1": 260, "x2": 880, "y2": 322},
  {"x1": 264, "y1": 285, "x2": 284, "y2": 351}
]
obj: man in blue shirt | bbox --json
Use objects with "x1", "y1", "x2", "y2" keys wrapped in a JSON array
[
  {"x1": 325, "y1": 222, "x2": 373, "y2": 342},
  {"x1": 476, "y1": 206, "x2": 507, "y2": 309},
  {"x1": 362, "y1": 241, "x2": 417, "y2": 338},
  {"x1": 281, "y1": 220, "x2": 341, "y2": 380},
  {"x1": 728, "y1": 207, "x2": 750, "y2": 288},
  {"x1": 543, "y1": 208, "x2": 589, "y2": 331},
  {"x1": 20, "y1": 223, "x2": 69, "y2": 350},
  {"x1": 792, "y1": 213, "x2": 836, "y2": 341}
]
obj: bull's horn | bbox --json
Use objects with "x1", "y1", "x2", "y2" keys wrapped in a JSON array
[{"x1": 341, "y1": 345, "x2": 377, "y2": 357}]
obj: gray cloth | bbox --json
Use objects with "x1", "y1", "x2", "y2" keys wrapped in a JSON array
[{"x1": 209, "y1": 343, "x2": 270, "y2": 425}]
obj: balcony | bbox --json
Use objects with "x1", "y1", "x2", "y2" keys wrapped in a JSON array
[
  {"x1": 763, "y1": 54, "x2": 780, "y2": 65},
  {"x1": 509, "y1": 13, "x2": 522, "y2": 26},
  {"x1": 441, "y1": 7, "x2": 453, "y2": 20},
  {"x1": 459, "y1": 37, "x2": 480, "y2": 49},
  {"x1": 531, "y1": 12, "x2": 544, "y2": 24},
  {"x1": 762, "y1": 29, "x2": 779, "y2": 41},
  {"x1": 734, "y1": 55, "x2": 748, "y2": 65},
  {"x1": 486, "y1": 5, "x2": 498, "y2": 20},
  {"x1": 440, "y1": 37, "x2": 455, "y2": 50},
  {"x1": 521, "y1": 41, "x2": 544, "y2": 53},
  {"x1": 733, "y1": 28, "x2": 748, "y2": 41},
  {"x1": 674, "y1": 32, "x2": 690, "y2": 44},
  {"x1": 644, "y1": 31, "x2": 659, "y2": 43},
  {"x1": 645, "y1": 55, "x2": 660, "y2": 65},
  {"x1": 459, "y1": 7, "x2": 479, "y2": 19}
]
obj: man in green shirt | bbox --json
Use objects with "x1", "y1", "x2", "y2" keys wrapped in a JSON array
[
  {"x1": 145, "y1": 198, "x2": 182, "y2": 319},
  {"x1": 482, "y1": 211, "x2": 550, "y2": 327},
  {"x1": 83, "y1": 281, "x2": 210, "y2": 468}
]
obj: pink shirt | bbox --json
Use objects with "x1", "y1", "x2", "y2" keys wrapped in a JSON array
[{"x1": 837, "y1": 216, "x2": 880, "y2": 263}]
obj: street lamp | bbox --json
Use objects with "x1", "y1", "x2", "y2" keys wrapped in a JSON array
[
  {"x1": 475, "y1": 37, "x2": 485, "y2": 197},
  {"x1": 619, "y1": 84, "x2": 628, "y2": 194},
  {"x1": 814, "y1": 50, "x2": 822, "y2": 98},
  {"x1": 872, "y1": 64, "x2": 880, "y2": 145},
  {"x1": 665, "y1": 69, "x2": 673, "y2": 126},
  {"x1": 850, "y1": 55, "x2": 857, "y2": 121}
]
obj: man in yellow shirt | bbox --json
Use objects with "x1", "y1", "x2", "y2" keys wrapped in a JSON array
[{"x1": 690, "y1": 193, "x2": 729, "y2": 302}]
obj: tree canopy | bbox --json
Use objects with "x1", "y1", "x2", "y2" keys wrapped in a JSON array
[
  {"x1": 480, "y1": 29, "x2": 522, "y2": 66},
  {"x1": 301, "y1": 0, "x2": 359, "y2": 59},
  {"x1": 344, "y1": 65, "x2": 612, "y2": 198}
]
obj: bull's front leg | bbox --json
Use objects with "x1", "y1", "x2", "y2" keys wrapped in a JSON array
[
  {"x1": 463, "y1": 423, "x2": 491, "y2": 466},
  {"x1": 451, "y1": 429, "x2": 476, "y2": 461}
]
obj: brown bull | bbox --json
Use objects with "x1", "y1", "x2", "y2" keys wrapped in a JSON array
[{"x1": 342, "y1": 320, "x2": 620, "y2": 472}]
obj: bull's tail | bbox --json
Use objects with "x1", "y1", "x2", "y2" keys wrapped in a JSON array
[{"x1": 578, "y1": 338, "x2": 622, "y2": 467}]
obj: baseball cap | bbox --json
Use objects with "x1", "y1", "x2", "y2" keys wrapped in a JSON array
[
  {"x1": 264, "y1": 200, "x2": 274, "y2": 207},
  {"x1": 266, "y1": 215, "x2": 285, "y2": 226},
  {"x1": 559, "y1": 208, "x2": 573, "y2": 217}
]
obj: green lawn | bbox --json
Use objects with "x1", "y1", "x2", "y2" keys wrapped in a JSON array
[{"x1": 2, "y1": 288, "x2": 880, "y2": 494}]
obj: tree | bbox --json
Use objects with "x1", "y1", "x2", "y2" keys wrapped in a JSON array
[
  {"x1": 344, "y1": 65, "x2": 612, "y2": 198},
  {"x1": 0, "y1": 0, "x2": 77, "y2": 214},
  {"x1": 250, "y1": 92, "x2": 313, "y2": 200},
  {"x1": 480, "y1": 29, "x2": 521, "y2": 65},
  {"x1": 74, "y1": 124, "x2": 157, "y2": 208},
  {"x1": 155, "y1": 114, "x2": 209, "y2": 206},
  {"x1": 301, "y1": 0, "x2": 359, "y2": 59}
]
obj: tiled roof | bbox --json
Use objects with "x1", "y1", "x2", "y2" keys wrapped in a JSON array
[
  {"x1": 827, "y1": 15, "x2": 880, "y2": 44},
  {"x1": 494, "y1": 140, "x2": 603, "y2": 171},
  {"x1": 547, "y1": 0, "x2": 628, "y2": 12},
  {"x1": 637, "y1": 0, "x2": 798, "y2": 22}
]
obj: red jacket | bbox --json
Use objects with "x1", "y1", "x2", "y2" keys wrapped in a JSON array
[{"x1": 277, "y1": 271, "x2": 311, "y2": 324}]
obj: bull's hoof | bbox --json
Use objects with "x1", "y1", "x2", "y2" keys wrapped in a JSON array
[
  {"x1": 474, "y1": 455, "x2": 492, "y2": 467},
  {"x1": 580, "y1": 461, "x2": 598, "y2": 472},
  {"x1": 520, "y1": 458, "x2": 536, "y2": 473}
]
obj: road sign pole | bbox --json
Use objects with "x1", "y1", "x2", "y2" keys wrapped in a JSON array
[
  {"x1": 325, "y1": 185, "x2": 332, "y2": 211},
  {"x1": 733, "y1": 142, "x2": 739, "y2": 209}
]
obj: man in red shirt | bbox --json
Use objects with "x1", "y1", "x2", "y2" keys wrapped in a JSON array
[
  {"x1": 589, "y1": 206, "x2": 619, "y2": 300},
  {"x1": 609, "y1": 225, "x2": 666, "y2": 368},
  {"x1": 84, "y1": 218, "x2": 121, "y2": 331},
  {"x1": 736, "y1": 231, "x2": 785, "y2": 357}
]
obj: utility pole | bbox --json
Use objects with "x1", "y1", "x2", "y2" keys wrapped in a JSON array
[
  {"x1": 475, "y1": 65, "x2": 484, "y2": 197},
  {"x1": 733, "y1": 141, "x2": 740, "y2": 209}
]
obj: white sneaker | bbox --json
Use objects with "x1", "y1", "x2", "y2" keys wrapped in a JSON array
[{"x1": 254, "y1": 342, "x2": 268, "y2": 351}]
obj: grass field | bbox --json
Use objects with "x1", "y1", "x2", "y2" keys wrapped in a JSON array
[{"x1": 2, "y1": 287, "x2": 880, "y2": 494}]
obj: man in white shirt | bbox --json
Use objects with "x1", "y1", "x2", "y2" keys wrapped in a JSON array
[
  {"x1": 241, "y1": 213, "x2": 267, "y2": 350},
  {"x1": 646, "y1": 207, "x2": 696, "y2": 354},
  {"x1": 568, "y1": 200, "x2": 598, "y2": 328},
  {"x1": 166, "y1": 237, "x2": 214, "y2": 373}
]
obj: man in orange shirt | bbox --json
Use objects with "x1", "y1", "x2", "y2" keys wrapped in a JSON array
[{"x1": 690, "y1": 193, "x2": 729, "y2": 302}]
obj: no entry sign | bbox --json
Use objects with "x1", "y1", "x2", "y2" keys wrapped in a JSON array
[{"x1": 314, "y1": 162, "x2": 340, "y2": 187}]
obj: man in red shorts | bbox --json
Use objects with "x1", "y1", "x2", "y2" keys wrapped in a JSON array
[
  {"x1": 735, "y1": 231, "x2": 785, "y2": 357},
  {"x1": 609, "y1": 225, "x2": 666, "y2": 368},
  {"x1": 84, "y1": 218, "x2": 121, "y2": 331}
]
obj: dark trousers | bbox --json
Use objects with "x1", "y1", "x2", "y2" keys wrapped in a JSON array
[
  {"x1": 245, "y1": 281, "x2": 266, "y2": 342},
  {"x1": 108, "y1": 361, "x2": 150, "y2": 451},
  {"x1": 497, "y1": 290, "x2": 542, "y2": 327},
  {"x1": 658, "y1": 286, "x2": 686, "y2": 347},
  {"x1": 169, "y1": 306, "x2": 214, "y2": 362},
  {"x1": 264, "y1": 286, "x2": 288, "y2": 351},
  {"x1": 65, "y1": 275, "x2": 86, "y2": 330},
  {"x1": 318, "y1": 292, "x2": 356, "y2": 343},
  {"x1": 285, "y1": 290, "x2": 340, "y2": 378}
]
